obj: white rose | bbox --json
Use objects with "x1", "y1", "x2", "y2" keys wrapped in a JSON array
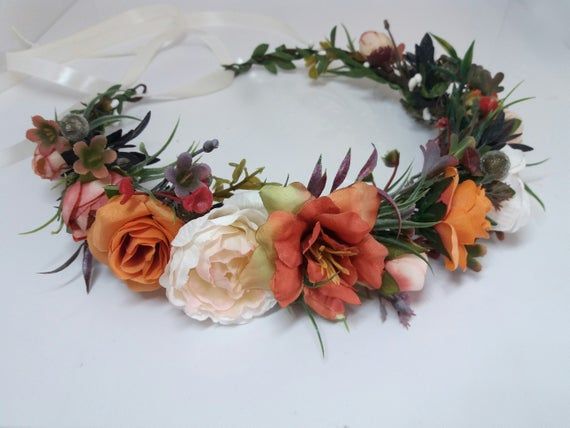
[
  {"x1": 160, "y1": 192, "x2": 276, "y2": 325},
  {"x1": 488, "y1": 145, "x2": 532, "y2": 233}
]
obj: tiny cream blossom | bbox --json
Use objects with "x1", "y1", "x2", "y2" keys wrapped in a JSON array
[
  {"x1": 408, "y1": 73, "x2": 422, "y2": 91},
  {"x1": 422, "y1": 107, "x2": 432, "y2": 122},
  {"x1": 446, "y1": 82, "x2": 459, "y2": 95},
  {"x1": 363, "y1": 61, "x2": 370, "y2": 68}
]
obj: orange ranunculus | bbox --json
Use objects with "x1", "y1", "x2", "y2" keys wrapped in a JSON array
[
  {"x1": 435, "y1": 168, "x2": 492, "y2": 271},
  {"x1": 87, "y1": 195, "x2": 183, "y2": 292},
  {"x1": 254, "y1": 181, "x2": 388, "y2": 320}
]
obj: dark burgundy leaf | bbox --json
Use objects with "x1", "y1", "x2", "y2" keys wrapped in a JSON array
[
  {"x1": 331, "y1": 149, "x2": 351, "y2": 191},
  {"x1": 509, "y1": 143, "x2": 534, "y2": 152},
  {"x1": 391, "y1": 293, "x2": 415, "y2": 328},
  {"x1": 461, "y1": 146, "x2": 481, "y2": 174},
  {"x1": 420, "y1": 138, "x2": 458, "y2": 177},
  {"x1": 356, "y1": 144, "x2": 378, "y2": 181},
  {"x1": 38, "y1": 244, "x2": 84, "y2": 274},
  {"x1": 110, "y1": 111, "x2": 151, "y2": 149},
  {"x1": 377, "y1": 187, "x2": 402, "y2": 237},
  {"x1": 82, "y1": 245, "x2": 94, "y2": 294},
  {"x1": 307, "y1": 155, "x2": 326, "y2": 196}
]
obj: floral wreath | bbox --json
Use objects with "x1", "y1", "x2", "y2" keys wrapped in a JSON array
[{"x1": 23, "y1": 23, "x2": 544, "y2": 353}]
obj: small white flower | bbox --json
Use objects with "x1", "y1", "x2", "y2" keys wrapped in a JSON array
[
  {"x1": 408, "y1": 73, "x2": 422, "y2": 91},
  {"x1": 422, "y1": 107, "x2": 432, "y2": 122},
  {"x1": 393, "y1": 68, "x2": 401, "y2": 76},
  {"x1": 363, "y1": 61, "x2": 370, "y2": 68},
  {"x1": 446, "y1": 82, "x2": 458, "y2": 95},
  {"x1": 318, "y1": 50, "x2": 326, "y2": 56}
]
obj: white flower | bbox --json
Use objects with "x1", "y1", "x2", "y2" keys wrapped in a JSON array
[
  {"x1": 160, "y1": 192, "x2": 276, "y2": 325},
  {"x1": 422, "y1": 107, "x2": 432, "y2": 122},
  {"x1": 408, "y1": 73, "x2": 422, "y2": 91},
  {"x1": 488, "y1": 145, "x2": 532, "y2": 233}
]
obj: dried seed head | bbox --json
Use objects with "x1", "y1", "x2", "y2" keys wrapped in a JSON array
[
  {"x1": 480, "y1": 150, "x2": 510, "y2": 180},
  {"x1": 60, "y1": 114, "x2": 89, "y2": 142}
]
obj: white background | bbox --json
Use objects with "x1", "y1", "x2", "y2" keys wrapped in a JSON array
[{"x1": 1, "y1": 1, "x2": 569, "y2": 427}]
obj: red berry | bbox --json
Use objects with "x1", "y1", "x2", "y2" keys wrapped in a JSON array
[
  {"x1": 118, "y1": 177, "x2": 135, "y2": 204},
  {"x1": 182, "y1": 185, "x2": 213, "y2": 214},
  {"x1": 479, "y1": 95, "x2": 499, "y2": 116}
]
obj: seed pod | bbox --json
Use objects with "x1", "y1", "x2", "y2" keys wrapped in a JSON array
[
  {"x1": 480, "y1": 150, "x2": 510, "y2": 180},
  {"x1": 60, "y1": 114, "x2": 89, "y2": 142}
]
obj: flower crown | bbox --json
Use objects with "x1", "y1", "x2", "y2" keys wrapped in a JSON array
[{"x1": 24, "y1": 23, "x2": 543, "y2": 354}]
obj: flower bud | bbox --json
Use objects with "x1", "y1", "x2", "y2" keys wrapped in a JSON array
[
  {"x1": 60, "y1": 114, "x2": 89, "y2": 142},
  {"x1": 202, "y1": 139, "x2": 219, "y2": 153},
  {"x1": 382, "y1": 149, "x2": 400, "y2": 168},
  {"x1": 358, "y1": 31, "x2": 394, "y2": 67},
  {"x1": 480, "y1": 150, "x2": 510, "y2": 180}
]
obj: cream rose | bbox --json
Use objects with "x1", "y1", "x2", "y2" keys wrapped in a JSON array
[{"x1": 160, "y1": 191, "x2": 276, "y2": 324}]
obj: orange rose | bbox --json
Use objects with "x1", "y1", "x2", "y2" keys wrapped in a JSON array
[
  {"x1": 435, "y1": 168, "x2": 492, "y2": 271},
  {"x1": 87, "y1": 195, "x2": 183, "y2": 292}
]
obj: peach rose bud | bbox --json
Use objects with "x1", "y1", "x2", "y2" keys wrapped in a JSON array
[
  {"x1": 32, "y1": 146, "x2": 67, "y2": 180},
  {"x1": 385, "y1": 254, "x2": 428, "y2": 292}
]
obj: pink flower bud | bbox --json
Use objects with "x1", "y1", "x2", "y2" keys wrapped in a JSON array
[
  {"x1": 358, "y1": 31, "x2": 395, "y2": 66},
  {"x1": 32, "y1": 146, "x2": 67, "y2": 180}
]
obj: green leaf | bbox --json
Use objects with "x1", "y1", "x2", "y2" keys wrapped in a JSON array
[
  {"x1": 316, "y1": 57, "x2": 328, "y2": 75},
  {"x1": 430, "y1": 33, "x2": 459, "y2": 59},
  {"x1": 271, "y1": 51, "x2": 295, "y2": 61},
  {"x1": 88, "y1": 114, "x2": 140, "y2": 130},
  {"x1": 450, "y1": 136, "x2": 476, "y2": 158},
  {"x1": 274, "y1": 60, "x2": 295, "y2": 70},
  {"x1": 341, "y1": 24, "x2": 356, "y2": 52},
  {"x1": 524, "y1": 182, "x2": 545, "y2": 211},
  {"x1": 20, "y1": 209, "x2": 60, "y2": 235},
  {"x1": 232, "y1": 159, "x2": 246, "y2": 184},
  {"x1": 252, "y1": 43, "x2": 269, "y2": 58},
  {"x1": 374, "y1": 219, "x2": 440, "y2": 230},
  {"x1": 330, "y1": 25, "x2": 337, "y2": 46},
  {"x1": 421, "y1": 82, "x2": 448, "y2": 99},
  {"x1": 302, "y1": 301, "x2": 325, "y2": 357},
  {"x1": 460, "y1": 41, "x2": 475, "y2": 80},
  {"x1": 381, "y1": 271, "x2": 400, "y2": 297},
  {"x1": 263, "y1": 62, "x2": 278, "y2": 74}
]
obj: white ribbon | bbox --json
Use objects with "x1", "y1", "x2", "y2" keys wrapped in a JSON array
[{"x1": 0, "y1": 5, "x2": 307, "y2": 167}]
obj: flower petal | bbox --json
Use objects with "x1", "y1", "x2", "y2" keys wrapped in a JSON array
[
  {"x1": 259, "y1": 182, "x2": 313, "y2": 214},
  {"x1": 328, "y1": 182, "x2": 380, "y2": 229},
  {"x1": 435, "y1": 222, "x2": 459, "y2": 271},
  {"x1": 271, "y1": 259, "x2": 302, "y2": 307},
  {"x1": 351, "y1": 235, "x2": 388, "y2": 289},
  {"x1": 317, "y1": 211, "x2": 371, "y2": 245}
]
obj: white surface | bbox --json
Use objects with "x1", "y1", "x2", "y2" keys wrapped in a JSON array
[{"x1": 1, "y1": 1, "x2": 569, "y2": 427}]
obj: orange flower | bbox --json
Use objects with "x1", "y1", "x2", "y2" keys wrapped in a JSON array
[
  {"x1": 253, "y1": 182, "x2": 388, "y2": 320},
  {"x1": 435, "y1": 168, "x2": 492, "y2": 271},
  {"x1": 87, "y1": 195, "x2": 182, "y2": 292}
]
